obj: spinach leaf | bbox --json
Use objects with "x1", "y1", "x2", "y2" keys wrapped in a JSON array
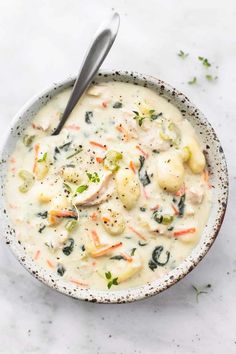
[
  {"x1": 54, "y1": 147, "x2": 60, "y2": 161},
  {"x1": 38, "y1": 225, "x2": 46, "y2": 233},
  {"x1": 153, "y1": 210, "x2": 163, "y2": 224},
  {"x1": 148, "y1": 246, "x2": 170, "y2": 271},
  {"x1": 148, "y1": 259, "x2": 157, "y2": 271},
  {"x1": 138, "y1": 155, "x2": 145, "y2": 171},
  {"x1": 59, "y1": 141, "x2": 72, "y2": 151},
  {"x1": 110, "y1": 255, "x2": 125, "y2": 260},
  {"x1": 62, "y1": 238, "x2": 74, "y2": 256},
  {"x1": 37, "y1": 211, "x2": 48, "y2": 219},
  {"x1": 178, "y1": 194, "x2": 186, "y2": 217},
  {"x1": 57, "y1": 264, "x2": 66, "y2": 276},
  {"x1": 85, "y1": 111, "x2": 93, "y2": 124},
  {"x1": 138, "y1": 241, "x2": 148, "y2": 246},
  {"x1": 138, "y1": 155, "x2": 151, "y2": 186}
]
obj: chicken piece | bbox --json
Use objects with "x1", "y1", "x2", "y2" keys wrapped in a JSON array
[
  {"x1": 187, "y1": 185, "x2": 204, "y2": 204},
  {"x1": 73, "y1": 171, "x2": 113, "y2": 206}
]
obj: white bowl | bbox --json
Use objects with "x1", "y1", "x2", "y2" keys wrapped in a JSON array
[{"x1": 0, "y1": 71, "x2": 228, "y2": 303}]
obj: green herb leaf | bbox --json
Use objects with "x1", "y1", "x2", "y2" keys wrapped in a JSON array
[
  {"x1": 38, "y1": 152, "x2": 47, "y2": 163},
  {"x1": 178, "y1": 50, "x2": 189, "y2": 59},
  {"x1": 205, "y1": 74, "x2": 218, "y2": 81},
  {"x1": 105, "y1": 271, "x2": 119, "y2": 289},
  {"x1": 112, "y1": 278, "x2": 118, "y2": 285},
  {"x1": 105, "y1": 271, "x2": 112, "y2": 280},
  {"x1": 87, "y1": 172, "x2": 100, "y2": 183},
  {"x1": 192, "y1": 285, "x2": 208, "y2": 303},
  {"x1": 198, "y1": 56, "x2": 211, "y2": 67},
  {"x1": 130, "y1": 248, "x2": 136, "y2": 256},
  {"x1": 133, "y1": 111, "x2": 145, "y2": 126},
  {"x1": 76, "y1": 185, "x2": 88, "y2": 193},
  {"x1": 188, "y1": 77, "x2": 197, "y2": 85}
]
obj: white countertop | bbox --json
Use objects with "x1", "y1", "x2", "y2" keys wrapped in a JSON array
[{"x1": 0, "y1": 0, "x2": 235, "y2": 353}]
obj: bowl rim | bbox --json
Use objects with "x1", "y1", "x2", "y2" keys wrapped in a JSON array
[{"x1": 0, "y1": 70, "x2": 229, "y2": 303}]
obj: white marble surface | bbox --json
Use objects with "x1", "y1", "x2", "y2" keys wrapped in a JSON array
[{"x1": 0, "y1": 0, "x2": 236, "y2": 353}]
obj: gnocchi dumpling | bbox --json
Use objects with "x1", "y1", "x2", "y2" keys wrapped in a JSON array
[
  {"x1": 101, "y1": 207, "x2": 126, "y2": 235},
  {"x1": 156, "y1": 151, "x2": 184, "y2": 193},
  {"x1": 104, "y1": 250, "x2": 142, "y2": 283},
  {"x1": 115, "y1": 168, "x2": 140, "y2": 209},
  {"x1": 187, "y1": 137, "x2": 206, "y2": 174}
]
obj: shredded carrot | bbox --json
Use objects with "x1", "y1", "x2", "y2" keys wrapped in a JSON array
[
  {"x1": 102, "y1": 217, "x2": 110, "y2": 223},
  {"x1": 115, "y1": 125, "x2": 130, "y2": 141},
  {"x1": 64, "y1": 124, "x2": 80, "y2": 131},
  {"x1": 49, "y1": 210, "x2": 77, "y2": 218},
  {"x1": 121, "y1": 252, "x2": 133, "y2": 262},
  {"x1": 91, "y1": 230, "x2": 101, "y2": 247},
  {"x1": 91, "y1": 242, "x2": 123, "y2": 258},
  {"x1": 89, "y1": 141, "x2": 107, "y2": 150},
  {"x1": 136, "y1": 145, "x2": 149, "y2": 159},
  {"x1": 175, "y1": 184, "x2": 186, "y2": 196},
  {"x1": 34, "y1": 250, "x2": 40, "y2": 260},
  {"x1": 33, "y1": 144, "x2": 40, "y2": 173},
  {"x1": 92, "y1": 261, "x2": 97, "y2": 267},
  {"x1": 128, "y1": 226, "x2": 147, "y2": 241},
  {"x1": 46, "y1": 259, "x2": 54, "y2": 268},
  {"x1": 96, "y1": 157, "x2": 104, "y2": 163},
  {"x1": 173, "y1": 227, "x2": 196, "y2": 237},
  {"x1": 70, "y1": 279, "x2": 89, "y2": 287},
  {"x1": 10, "y1": 157, "x2": 16, "y2": 164},
  {"x1": 129, "y1": 161, "x2": 136, "y2": 173},
  {"x1": 102, "y1": 101, "x2": 108, "y2": 108},
  {"x1": 171, "y1": 203, "x2": 179, "y2": 215},
  {"x1": 90, "y1": 212, "x2": 98, "y2": 221}
]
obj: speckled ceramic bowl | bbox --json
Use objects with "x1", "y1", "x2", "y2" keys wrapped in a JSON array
[{"x1": 0, "y1": 71, "x2": 228, "y2": 303}]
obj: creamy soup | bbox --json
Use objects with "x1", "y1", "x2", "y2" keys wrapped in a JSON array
[{"x1": 5, "y1": 82, "x2": 211, "y2": 290}]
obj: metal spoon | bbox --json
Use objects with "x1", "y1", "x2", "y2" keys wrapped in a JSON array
[{"x1": 52, "y1": 12, "x2": 120, "y2": 136}]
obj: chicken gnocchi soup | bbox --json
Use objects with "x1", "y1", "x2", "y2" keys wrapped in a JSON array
[{"x1": 6, "y1": 82, "x2": 211, "y2": 290}]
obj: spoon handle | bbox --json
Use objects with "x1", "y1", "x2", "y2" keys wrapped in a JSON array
[{"x1": 52, "y1": 12, "x2": 120, "y2": 135}]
